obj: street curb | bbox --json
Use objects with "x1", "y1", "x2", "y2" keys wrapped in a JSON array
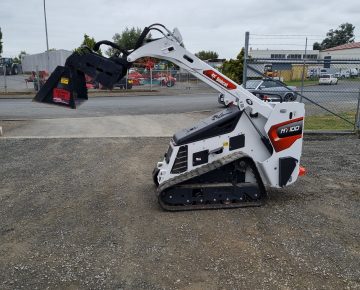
[
  {"x1": 304, "y1": 130, "x2": 355, "y2": 135},
  {"x1": 0, "y1": 135, "x2": 171, "y2": 139},
  {"x1": 0, "y1": 90, "x2": 163, "y2": 99},
  {"x1": 0, "y1": 91, "x2": 217, "y2": 99},
  {"x1": 1, "y1": 132, "x2": 355, "y2": 140}
]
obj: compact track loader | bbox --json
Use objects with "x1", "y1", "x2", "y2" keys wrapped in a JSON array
[{"x1": 34, "y1": 23, "x2": 306, "y2": 211}]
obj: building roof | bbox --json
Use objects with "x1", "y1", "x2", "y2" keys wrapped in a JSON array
[{"x1": 322, "y1": 42, "x2": 360, "y2": 52}]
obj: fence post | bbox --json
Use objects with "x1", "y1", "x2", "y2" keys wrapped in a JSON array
[
  {"x1": 125, "y1": 68, "x2": 128, "y2": 90},
  {"x1": 187, "y1": 72, "x2": 190, "y2": 90},
  {"x1": 150, "y1": 67, "x2": 153, "y2": 91},
  {"x1": 3, "y1": 67, "x2": 7, "y2": 93},
  {"x1": 356, "y1": 89, "x2": 360, "y2": 138},
  {"x1": 35, "y1": 66, "x2": 40, "y2": 92},
  {"x1": 242, "y1": 31, "x2": 249, "y2": 88}
]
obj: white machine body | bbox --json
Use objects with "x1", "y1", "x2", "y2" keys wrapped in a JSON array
[{"x1": 128, "y1": 28, "x2": 305, "y2": 190}]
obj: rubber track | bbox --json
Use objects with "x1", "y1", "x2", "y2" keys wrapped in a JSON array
[{"x1": 157, "y1": 151, "x2": 266, "y2": 211}]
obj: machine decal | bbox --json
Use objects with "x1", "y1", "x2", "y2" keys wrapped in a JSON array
[
  {"x1": 203, "y1": 70, "x2": 237, "y2": 90},
  {"x1": 268, "y1": 117, "x2": 303, "y2": 152},
  {"x1": 60, "y1": 77, "x2": 69, "y2": 85},
  {"x1": 53, "y1": 88, "x2": 71, "y2": 105}
]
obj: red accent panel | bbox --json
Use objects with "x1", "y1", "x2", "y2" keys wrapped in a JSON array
[
  {"x1": 203, "y1": 70, "x2": 237, "y2": 90},
  {"x1": 299, "y1": 166, "x2": 306, "y2": 176},
  {"x1": 268, "y1": 117, "x2": 304, "y2": 152},
  {"x1": 53, "y1": 88, "x2": 71, "y2": 104}
]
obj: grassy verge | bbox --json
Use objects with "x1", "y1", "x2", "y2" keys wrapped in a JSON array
[{"x1": 305, "y1": 112, "x2": 356, "y2": 130}]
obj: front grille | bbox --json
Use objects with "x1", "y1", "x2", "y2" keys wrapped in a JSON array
[{"x1": 171, "y1": 145, "x2": 188, "y2": 174}]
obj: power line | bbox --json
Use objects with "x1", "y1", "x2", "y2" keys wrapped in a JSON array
[
  {"x1": 250, "y1": 34, "x2": 360, "y2": 40},
  {"x1": 249, "y1": 43, "x2": 314, "y2": 46},
  {"x1": 251, "y1": 34, "x2": 325, "y2": 37},
  {"x1": 251, "y1": 37, "x2": 324, "y2": 41}
]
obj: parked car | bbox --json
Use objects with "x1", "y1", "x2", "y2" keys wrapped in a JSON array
[
  {"x1": 218, "y1": 79, "x2": 297, "y2": 106},
  {"x1": 244, "y1": 79, "x2": 298, "y2": 102},
  {"x1": 319, "y1": 74, "x2": 338, "y2": 85}
]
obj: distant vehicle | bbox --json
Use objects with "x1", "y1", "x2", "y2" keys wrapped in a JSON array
[
  {"x1": 156, "y1": 74, "x2": 176, "y2": 87},
  {"x1": 263, "y1": 64, "x2": 278, "y2": 78},
  {"x1": 320, "y1": 68, "x2": 329, "y2": 75},
  {"x1": 141, "y1": 71, "x2": 177, "y2": 87},
  {"x1": 349, "y1": 68, "x2": 358, "y2": 77},
  {"x1": 218, "y1": 79, "x2": 297, "y2": 106},
  {"x1": 308, "y1": 68, "x2": 321, "y2": 79},
  {"x1": 85, "y1": 74, "x2": 133, "y2": 89},
  {"x1": 25, "y1": 70, "x2": 49, "y2": 91},
  {"x1": 245, "y1": 79, "x2": 297, "y2": 102},
  {"x1": 114, "y1": 78, "x2": 133, "y2": 89},
  {"x1": 334, "y1": 72, "x2": 341, "y2": 79},
  {"x1": 341, "y1": 68, "x2": 358, "y2": 78},
  {"x1": 0, "y1": 58, "x2": 21, "y2": 75},
  {"x1": 340, "y1": 70, "x2": 350, "y2": 78},
  {"x1": 128, "y1": 69, "x2": 145, "y2": 85},
  {"x1": 319, "y1": 74, "x2": 338, "y2": 85}
]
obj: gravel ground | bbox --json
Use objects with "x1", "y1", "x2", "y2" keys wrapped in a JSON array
[{"x1": 0, "y1": 136, "x2": 359, "y2": 289}]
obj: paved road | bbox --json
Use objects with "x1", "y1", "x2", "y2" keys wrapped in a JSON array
[
  {"x1": 301, "y1": 81, "x2": 360, "y2": 103},
  {"x1": 1, "y1": 82, "x2": 359, "y2": 120},
  {"x1": 0, "y1": 94, "x2": 222, "y2": 120},
  {"x1": 0, "y1": 74, "x2": 32, "y2": 92}
]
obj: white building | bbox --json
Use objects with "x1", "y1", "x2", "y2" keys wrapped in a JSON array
[
  {"x1": 320, "y1": 42, "x2": 360, "y2": 59},
  {"x1": 249, "y1": 42, "x2": 360, "y2": 60},
  {"x1": 249, "y1": 48, "x2": 319, "y2": 60},
  {"x1": 22, "y1": 49, "x2": 72, "y2": 73}
]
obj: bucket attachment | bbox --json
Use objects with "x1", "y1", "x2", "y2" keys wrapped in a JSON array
[
  {"x1": 33, "y1": 65, "x2": 87, "y2": 109},
  {"x1": 33, "y1": 50, "x2": 132, "y2": 109}
]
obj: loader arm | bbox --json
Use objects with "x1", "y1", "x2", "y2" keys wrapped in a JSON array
[
  {"x1": 34, "y1": 24, "x2": 272, "y2": 118},
  {"x1": 127, "y1": 35, "x2": 273, "y2": 119}
]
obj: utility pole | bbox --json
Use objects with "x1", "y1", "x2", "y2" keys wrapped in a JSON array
[
  {"x1": 243, "y1": 31, "x2": 249, "y2": 88},
  {"x1": 300, "y1": 37, "x2": 308, "y2": 103},
  {"x1": 43, "y1": 0, "x2": 50, "y2": 72}
]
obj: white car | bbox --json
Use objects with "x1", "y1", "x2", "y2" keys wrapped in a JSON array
[{"x1": 319, "y1": 74, "x2": 338, "y2": 85}]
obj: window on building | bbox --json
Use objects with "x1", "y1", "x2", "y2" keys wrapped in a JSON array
[
  {"x1": 287, "y1": 54, "x2": 302, "y2": 59},
  {"x1": 303, "y1": 54, "x2": 318, "y2": 59},
  {"x1": 270, "y1": 54, "x2": 286, "y2": 59}
]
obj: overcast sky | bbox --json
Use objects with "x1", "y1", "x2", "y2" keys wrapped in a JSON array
[{"x1": 1, "y1": 0, "x2": 360, "y2": 59}]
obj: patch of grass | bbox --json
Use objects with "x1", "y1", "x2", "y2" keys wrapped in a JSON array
[
  {"x1": 305, "y1": 112, "x2": 356, "y2": 130},
  {"x1": 285, "y1": 80, "x2": 319, "y2": 87},
  {"x1": 343, "y1": 77, "x2": 360, "y2": 82}
]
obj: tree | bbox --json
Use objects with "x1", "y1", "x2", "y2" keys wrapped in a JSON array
[
  {"x1": 0, "y1": 27, "x2": 3, "y2": 57},
  {"x1": 312, "y1": 42, "x2": 321, "y2": 50},
  {"x1": 13, "y1": 51, "x2": 27, "y2": 64},
  {"x1": 313, "y1": 23, "x2": 355, "y2": 50},
  {"x1": 221, "y1": 48, "x2": 244, "y2": 84},
  {"x1": 107, "y1": 27, "x2": 148, "y2": 56},
  {"x1": 195, "y1": 50, "x2": 219, "y2": 60},
  {"x1": 75, "y1": 34, "x2": 102, "y2": 55}
]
